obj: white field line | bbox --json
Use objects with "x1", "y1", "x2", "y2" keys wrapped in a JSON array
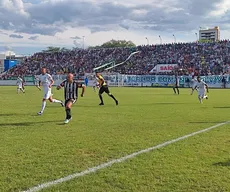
[{"x1": 23, "y1": 121, "x2": 229, "y2": 192}]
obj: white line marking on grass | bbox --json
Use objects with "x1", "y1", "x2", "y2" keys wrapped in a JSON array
[{"x1": 23, "y1": 121, "x2": 229, "y2": 192}]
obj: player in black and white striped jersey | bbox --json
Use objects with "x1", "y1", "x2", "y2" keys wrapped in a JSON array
[{"x1": 57, "y1": 73, "x2": 86, "y2": 124}]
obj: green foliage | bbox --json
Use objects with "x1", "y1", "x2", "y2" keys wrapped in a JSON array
[
  {"x1": 42, "y1": 47, "x2": 71, "y2": 53},
  {"x1": 90, "y1": 40, "x2": 136, "y2": 49},
  {"x1": 42, "y1": 46, "x2": 60, "y2": 53},
  {"x1": 198, "y1": 39, "x2": 215, "y2": 43},
  {"x1": 60, "y1": 47, "x2": 71, "y2": 52},
  {"x1": 0, "y1": 87, "x2": 230, "y2": 192},
  {"x1": 88, "y1": 45, "x2": 101, "y2": 49}
]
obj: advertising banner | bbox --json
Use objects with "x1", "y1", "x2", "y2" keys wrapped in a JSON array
[
  {"x1": 111, "y1": 75, "x2": 228, "y2": 88},
  {"x1": 1, "y1": 74, "x2": 229, "y2": 88},
  {"x1": 24, "y1": 76, "x2": 35, "y2": 82},
  {"x1": 150, "y1": 64, "x2": 178, "y2": 73},
  {"x1": 6, "y1": 76, "x2": 35, "y2": 82}
]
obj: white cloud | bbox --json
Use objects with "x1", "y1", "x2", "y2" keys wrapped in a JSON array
[
  {"x1": 1, "y1": 0, "x2": 29, "y2": 16},
  {"x1": 0, "y1": 0, "x2": 230, "y2": 54},
  {"x1": 209, "y1": 0, "x2": 230, "y2": 17}
]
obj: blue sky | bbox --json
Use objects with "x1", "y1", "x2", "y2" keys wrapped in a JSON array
[{"x1": 0, "y1": 0, "x2": 230, "y2": 55}]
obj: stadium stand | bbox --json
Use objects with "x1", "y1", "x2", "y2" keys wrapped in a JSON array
[{"x1": 1, "y1": 40, "x2": 230, "y2": 79}]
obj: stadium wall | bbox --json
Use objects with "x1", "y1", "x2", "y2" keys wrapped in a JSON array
[
  {"x1": 0, "y1": 75, "x2": 228, "y2": 88},
  {"x1": 108, "y1": 74, "x2": 227, "y2": 88}
]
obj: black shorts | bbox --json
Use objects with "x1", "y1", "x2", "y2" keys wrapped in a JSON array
[
  {"x1": 65, "y1": 99, "x2": 77, "y2": 106},
  {"x1": 99, "y1": 85, "x2": 110, "y2": 94}
]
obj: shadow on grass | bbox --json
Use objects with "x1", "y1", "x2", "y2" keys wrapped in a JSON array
[
  {"x1": 119, "y1": 102, "x2": 189, "y2": 107},
  {"x1": 0, "y1": 120, "x2": 61, "y2": 127},
  {"x1": 154, "y1": 102, "x2": 188, "y2": 105},
  {"x1": 213, "y1": 160, "x2": 230, "y2": 166},
  {"x1": 152, "y1": 102, "x2": 178, "y2": 105},
  {"x1": 47, "y1": 105, "x2": 65, "y2": 108},
  {"x1": 74, "y1": 104, "x2": 117, "y2": 108},
  {"x1": 48, "y1": 103, "x2": 189, "y2": 108},
  {"x1": 0, "y1": 113, "x2": 28, "y2": 117},
  {"x1": 189, "y1": 121, "x2": 225, "y2": 124},
  {"x1": 214, "y1": 106, "x2": 230, "y2": 109},
  {"x1": 56, "y1": 123, "x2": 67, "y2": 126}
]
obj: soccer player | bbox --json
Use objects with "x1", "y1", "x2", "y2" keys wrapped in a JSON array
[
  {"x1": 192, "y1": 76, "x2": 209, "y2": 104},
  {"x1": 222, "y1": 73, "x2": 227, "y2": 88},
  {"x1": 84, "y1": 76, "x2": 89, "y2": 87},
  {"x1": 57, "y1": 73, "x2": 86, "y2": 124},
  {"x1": 37, "y1": 67, "x2": 64, "y2": 115},
  {"x1": 16, "y1": 76, "x2": 25, "y2": 94},
  {"x1": 190, "y1": 76, "x2": 198, "y2": 95},
  {"x1": 34, "y1": 75, "x2": 40, "y2": 86},
  {"x1": 96, "y1": 72, "x2": 118, "y2": 106},
  {"x1": 173, "y1": 74, "x2": 180, "y2": 95}
]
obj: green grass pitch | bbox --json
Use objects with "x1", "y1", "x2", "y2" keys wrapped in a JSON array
[{"x1": 0, "y1": 86, "x2": 230, "y2": 192}]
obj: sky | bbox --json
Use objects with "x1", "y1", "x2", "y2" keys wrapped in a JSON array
[{"x1": 0, "y1": 0, "x2": 230, "y2": 55}]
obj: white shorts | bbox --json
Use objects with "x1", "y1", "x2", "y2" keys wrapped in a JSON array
[
  {"x1": 18, "y1": 85, "x2": 23, "y2": 89},
  {"x1": 43, "y1": 90, "x2": 53, "y2": 99},
  {"x1": 198, "y1": 89, "x2": 206, "y2": 98}
]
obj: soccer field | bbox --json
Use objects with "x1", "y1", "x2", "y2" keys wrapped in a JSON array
[{"x1": 0, "y1": 86, "x2": 230, "y2": 192}]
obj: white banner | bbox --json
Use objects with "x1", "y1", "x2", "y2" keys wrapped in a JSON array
[
  {"x1": 150, "y1": 64, "x2": 178, "y2": 73},
  {"x1": 109, "y1": 75, "x2": 228, "y2": 88},
  {"x1": 1, "y1": 75, "x2": 229, "y2": 88}
]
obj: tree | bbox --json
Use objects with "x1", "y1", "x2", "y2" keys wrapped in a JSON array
[
  {"x1": 198, "y1": 39, "x2": 215, "y2": 43},
  {"x1": 60, "y1": 47, "x2": 71, "y2": 52},
  {"x1": 89, "y1": 40, "x2": 136, "y2": 49},
  {"x1": 42, "y1": 46, "x2": 61, "y2": 53}
]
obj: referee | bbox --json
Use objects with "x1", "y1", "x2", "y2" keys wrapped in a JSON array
[
  {"x1": 96, "y1": 72, "x2": 118, "y2": 106},
  {"x1": 57, "y1": 73, "x2": 86, "y2": 124},
  {"x1": 173, "y1": 74, "x2": 180, "y2": 95}
]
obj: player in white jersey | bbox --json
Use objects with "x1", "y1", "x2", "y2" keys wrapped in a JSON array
[
  {"x1": 34, "y1": 75, "x2": 40, "y2": 86},
  {"x1": 192, "y1": 76, "x2": 209, "y2": 104},
  {"x1": 36, "y1": 67, "x2": 64, "y2": 115},
  {"x1": 190, "y1": 76, "x2": 198, "y2": 95},
  {"x1": 16, "y1": 77, "x2": 25, "y2": 94}
]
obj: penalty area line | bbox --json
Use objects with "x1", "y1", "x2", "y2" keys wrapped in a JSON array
[{"x1": 23, "y1": 121, "x2": 229, "y2": 192}]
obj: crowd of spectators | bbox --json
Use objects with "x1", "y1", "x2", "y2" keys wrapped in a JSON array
[{"x1": 1, "y1": 40, "x2": 230, "y2": 79}]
